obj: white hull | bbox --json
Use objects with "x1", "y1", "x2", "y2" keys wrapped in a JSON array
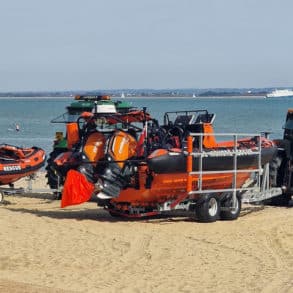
[{"x1": 266, "y1": 89, "x2": 293, "y2": 98}]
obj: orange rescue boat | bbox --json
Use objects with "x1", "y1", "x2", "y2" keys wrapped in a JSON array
[{"x1": 0, "y1": 144, "x2": 46, "y2": 186}]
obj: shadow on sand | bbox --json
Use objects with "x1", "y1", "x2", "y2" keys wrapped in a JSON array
[
  {"x1": 4, "y1": 197, "x2": 291, "y2": 224},
  {"x1": 2, "y1": 189, "x2": 291, "y2": 223}
]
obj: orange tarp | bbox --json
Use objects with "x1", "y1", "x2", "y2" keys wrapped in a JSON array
[{"x1": 61, "y1": 170, "x2": 94, "y2": 208}]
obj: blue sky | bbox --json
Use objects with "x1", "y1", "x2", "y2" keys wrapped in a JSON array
[{"x1": 1, "y1": 0, "x2": 293, "y2": 91}]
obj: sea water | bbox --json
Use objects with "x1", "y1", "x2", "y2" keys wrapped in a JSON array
[{"x1": 0, "y1": 96, "x2": 291, "y2": 159}]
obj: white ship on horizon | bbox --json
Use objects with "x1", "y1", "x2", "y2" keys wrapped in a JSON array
[{"x1": 266, "y1": 89, "x2": 293, "y2": 98}]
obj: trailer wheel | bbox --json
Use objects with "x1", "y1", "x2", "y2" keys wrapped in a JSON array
[
  {"x1": 220, "y1": 194, "x2": 241, "y2": 220},
  {"x1": 0, "y1": 191, "x2": 4, "y2": 204},
  {"x1": 195, "y1": 194, "x2": 220, "y2": 222}
]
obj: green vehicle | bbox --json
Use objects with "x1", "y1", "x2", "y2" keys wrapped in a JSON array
[{"x1": 46, "y1": 95, "x2": 134, "y2": 192}]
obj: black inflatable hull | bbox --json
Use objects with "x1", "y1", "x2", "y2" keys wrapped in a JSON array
[{"x1": 147, "y1": 147, "x2": 277, "y2": 174}]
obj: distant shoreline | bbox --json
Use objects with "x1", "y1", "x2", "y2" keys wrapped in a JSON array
[
  {"x1": 0, "y1": 88, "x2": 272, "y2": 99},
  {"x1": 0, "y1": 95, "x2": 266, "y2": 99}
]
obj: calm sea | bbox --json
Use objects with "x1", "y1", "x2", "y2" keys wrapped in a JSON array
[{"x1": 0, "y1": 96, "x2": 292, "y2": 160}]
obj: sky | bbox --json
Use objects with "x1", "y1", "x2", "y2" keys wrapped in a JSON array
[{"x1": 1, "y1": 0, "x2": 293, "y2": 91}]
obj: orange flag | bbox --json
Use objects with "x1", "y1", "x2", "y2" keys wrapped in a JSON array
[{"x1": 61, "y1": 169, "x2": 94, "y2": 208}]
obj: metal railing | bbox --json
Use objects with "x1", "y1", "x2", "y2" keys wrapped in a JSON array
[
  {"x1": 186, "y1": 132, "x2": 263, "y2": 192},
  {"x1": 185, "y1": 132, "x2": 271, "y2": 207}
]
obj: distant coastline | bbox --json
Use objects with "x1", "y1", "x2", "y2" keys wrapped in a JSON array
[{"x1": 0, "y1": 87, "x2": 276, "y2": 98}]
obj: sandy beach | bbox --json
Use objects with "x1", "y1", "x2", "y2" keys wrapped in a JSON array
[{"x1": 0, "y1": 172, "x2": 292, "y2": 293}]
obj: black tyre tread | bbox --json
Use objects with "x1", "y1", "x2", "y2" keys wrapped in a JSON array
[
  {"x1": 0, "y1": 191, "x2": 4, "y2": 203},
  {"x1": 195, "y1": 194, "x2": 220, "y2": 223},
  {"x1": 269, "y1": 193, "x2": 291, "y2": 206},
  {"x1": 220, "y1": 195, "x2": 241, "y2": 220},
  {"x1": 269, "y1": 155, "x2": 283, "y2": 187},
  {"x1": 268, "y1": 152, "x2": 291, "y2": 206},
  {"x1": 45, "y1": 149, "x2": 66, "y2": 190}
]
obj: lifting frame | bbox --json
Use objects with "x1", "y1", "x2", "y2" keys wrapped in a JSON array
[{"x1": 185, "y1": 132, "x2": 283, "y2": 211}]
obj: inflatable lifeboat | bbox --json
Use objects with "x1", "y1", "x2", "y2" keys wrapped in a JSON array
[
  {"x1": 98, "y1": 132, "x2": 277, "y2": 202},
  {"x1": 0, "y1": 144, "x2": 46, "y2": 185},
  {"x1": 60, "y1": 109, "x2": 278, "y2": 222}
]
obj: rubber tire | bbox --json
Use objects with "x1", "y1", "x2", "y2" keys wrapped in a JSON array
[
  {"x1": 220, "y1": 194, "x2": 241, "y2": 220},
  {"x1": 269, "y1": 155, "x2": 284, "y2": 187},
  {"x1": 195, "y1": 194, "x2": 220, "y2": 223},
  {"x1": 268, "y1": 154, "x2": 291, "y2": 206},
  {"x1": 269, "y1": 193, "x2": 292, "y2": 206},
  {"x1": 45, "y1": 149, "x2": 66, "y2": 192},
  {"x1": 0, "y1": 191, "x2": 4, "y2": 204}
]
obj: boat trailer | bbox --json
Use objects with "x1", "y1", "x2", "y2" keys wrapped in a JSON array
[
  {"x1": 107, "y1": 132, "x2": 290, "y2": 221},
  {"x1": 186, "y1": 132, "x2": 284, "y2": 203},
  {"x1": 1, "y1": 132, "x2": 290, "y2": 221},
  {"x1": 0, "y1": 174, "x2": 62, "y2": 204},
  {"x1": 167, "y1": 132, "x2": 285, "y2": 218}
]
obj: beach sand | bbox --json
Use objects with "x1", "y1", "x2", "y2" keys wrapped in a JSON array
[{"x1": 0, "y1": 173, "x2": 292, "y2": 293}]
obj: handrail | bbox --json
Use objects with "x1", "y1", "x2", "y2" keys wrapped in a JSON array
[{"x1": 186, "y1": 132, "x2": 263, "y2": 195}]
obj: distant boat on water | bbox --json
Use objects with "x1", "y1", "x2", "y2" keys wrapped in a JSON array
[
  {"x1": 121, "y1": 92, "x2": 125, "y2": 98},
  {"x1": 266, "y1": 89, "x2": 293, "y2": 98},
  {"x1": 192, "y1": 93, "x2": 197, "y2": 98}
]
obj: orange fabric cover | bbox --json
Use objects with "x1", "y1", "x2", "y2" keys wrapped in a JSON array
[
  {"x1": 108, "y1": 131, "x2": 137, "y2": 168},
  {"x1": 61, "y1": 170, "x2": 94, "y2": 208},
  {"x1": 83, "y1": 132, "x2": 105, "y2": 162},
  {"x1": 54, "y1": 151, "x2": 73, "y2": 166},
  {"x1": 203, "y1": 123, "x2": 217, "y2": 148},
  {"x1": 66, "y1": 123, "x2": 79, "y2": 150}
]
